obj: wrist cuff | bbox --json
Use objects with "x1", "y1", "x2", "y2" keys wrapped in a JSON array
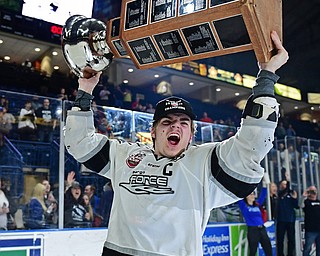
[
  {"x1": 253, "y1": 70, "x2": 280, "y2": 97},
  {"x1": 73, "y1": 90, "x2": 94, "y2": 111}
]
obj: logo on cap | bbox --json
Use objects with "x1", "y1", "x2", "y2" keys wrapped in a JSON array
[
  {"x1": 153, "y1": 96, "x2": 196, "y2": 122},
  {"x1": 165, "y1": 99, "x2": 186, "y2": 111}
]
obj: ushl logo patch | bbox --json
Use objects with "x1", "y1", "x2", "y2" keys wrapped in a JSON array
[{"x1": 126, "y1": 151, "x2": 146, "y2": 168}]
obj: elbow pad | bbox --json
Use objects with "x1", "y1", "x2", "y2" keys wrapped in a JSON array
[{"x1": 242, "y1": 95, "x2": 279, "y2": 123}]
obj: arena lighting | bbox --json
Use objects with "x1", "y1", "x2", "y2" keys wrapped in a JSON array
[
  {"x1": 0, "y1": 39, "x2": 3, "y2": 44},
  {"x1": 4, "y1": 56, "x2": 10, "y2": 60},
  {"x1": 52, "y1": 51, "x2": 58, "y2": 56},
  {"x1": 111, "y1": 0, "x2": 282, "y2": 69},
  {"x1": 300, "y1": 113, "x2": 312, "y2": 121},
  {"x1": 128, "y1": 68, "x2": 134, "y2": 72},
  {"x1": 189, "y1": 82, "x2": 194, "y2": 86},
  {"x1": 307, "y1": 93, "x2": 320, "y2": 104},
  {"x1": 34, "y1": 48, "x2": 41, "y2": 52},
  {"x1": 53, "y1": 66, "x2": 59, "y2": 70},
  {"x1": 236, "y1": 99, "x2": 247, "y2": 110},
  {"x1": 235, "y1": 92, "x2": 240, "y2": 96},
  {"x1": 123, "y1": 79, "x2": 129, "y2": 84},
  {"x1": 216, "y1": 88, "x2": 221, "y2": 92},
  {"x1": 55, "y1": 107, "x2": 62, "y2": 117},
  {"x1": 154, "y1": 74, "x2": 159, "y2": 78}
]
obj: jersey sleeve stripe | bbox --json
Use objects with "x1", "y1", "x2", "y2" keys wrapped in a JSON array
[
  {"x1": 210, "y1": 148, "x2": 258, "y2": 198},
  {"x1": 82, "y1": 140, "x2": 110, "y2": 173}
]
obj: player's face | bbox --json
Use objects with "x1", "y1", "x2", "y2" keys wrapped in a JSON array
[{"x1": 151, "y1": 113, "x2": 193, "y2": 158}]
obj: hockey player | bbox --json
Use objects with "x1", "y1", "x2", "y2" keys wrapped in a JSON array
[{"x1": 64, "y1": 31, "x2": 288, "y2": 256}]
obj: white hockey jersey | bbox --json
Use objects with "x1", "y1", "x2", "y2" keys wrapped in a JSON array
[{"x1": 64, "y1": 70, "x2": 279, "y2": 256}]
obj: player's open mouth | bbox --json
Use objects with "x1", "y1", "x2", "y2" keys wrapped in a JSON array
[{"x1": 167, "y1": 133, "x2": 180, "y2": 145}]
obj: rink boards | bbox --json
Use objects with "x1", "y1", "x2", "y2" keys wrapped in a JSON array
[{"x1": 1, "y1": 221, "x2": 311, "y2": 256}]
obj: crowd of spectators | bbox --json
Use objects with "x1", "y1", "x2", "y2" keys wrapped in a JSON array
[
  {"x1": 0, "y1": 95, "x2": 58, "y2": 143},
  {"x1": 0, "y1": 171, "x2": 114, "y2": 231}
]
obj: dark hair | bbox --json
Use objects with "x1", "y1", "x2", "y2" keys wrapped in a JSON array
[{"x1": 244, "y1": 196, "x2": 259, "y2": 207}]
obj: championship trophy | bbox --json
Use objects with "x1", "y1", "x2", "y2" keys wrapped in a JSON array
[
  {"x1": 61, "y1": 15, "x2": 114, "y2": 78},
  {"x1": 62, "y1": 0, "x2": 282, "y2": 72}
]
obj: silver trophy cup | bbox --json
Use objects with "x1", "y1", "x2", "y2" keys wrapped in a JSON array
[{"x1": 62, "y1": 15, "x2": 113, "y2": 78}]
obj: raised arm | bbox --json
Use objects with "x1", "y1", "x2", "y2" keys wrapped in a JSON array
[
  {"x1": 211, "y1": 31, "x2": 288, "y2": 200},
  {"x1": 64, "y1": 71, "x2": 111, "y2": 172}
]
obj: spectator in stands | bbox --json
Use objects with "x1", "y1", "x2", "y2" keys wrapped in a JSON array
[
  {"x1": 68, "y1": 88, "x2": 78, "y2": 102},
  {"x1": 84, "y1": 185, "x2": 100, "y2": 217},
  {"x1": 1, "y1": 177, "x2": 17, "y2": 230},
  {"x1": 21, "y1": 58, "x2": 33, "y2": 71},
  {"x1": 123, "y1": 87, "x2": 132, "y2": 109},
  {"x1": 0, "y1": 176, "x2": 10, "y2": 230},
  {"x1": 83, "y1": 194, "x2": 94, "y2": 223},
  {"x1": 212, "y1": 128, "x2": 223, "y2": 142},
  {"x1": 2, "y1": 106, "x2": 15, "y2": 128},
  {"x1": 238, "y1": 174, "x2": 272, "y2": 256},
  {"x1": 200, "y1": 111, "x2": 214, "y2": 123},
  {"x1": 114, "y1": 84, "x2": 124, "y2": 108},
  {"x1": 92, "y1": 100, "x2": 106, "y2": 130},
  {"x1": 35, "y1": 98, "x2": 57, "y2": 142},
  {"x1": 279, "y1": 143, "x2": 294, "y2": 180},
  {"x1": 275, "y1": 122, "x2": 286, "y2": 140},
  {"x1": 99, "y1": 85, "x2": 111, "y2": 106},
  {"x1": 132, "y1": 98, "x2": 146, "y2": 112},
  {"x1": 46, "y1": 190, "x2": 58, "y2": 226},
  {"x1": 0, "y1": 106, "x2": 16, "y2": 148},
  {"x1": 27, "y1": 183, "x2": 54, "y2": 229},
  {"x1": 301, "y1": 186, "x2": 320, "y2": 256},
  {"x1": 286, "y1": 124, "x2": 296, "y2": 137},
  {"x1": 131, "y1": 97, "x2": 141, "y2": 111},
  {"x1": 0, "y1": 106, "x2": 12, "y2": 147},
  {"x1": 57, "y1": 87, "x2": 68, "y2": 101},
  {"x1": 146, "y1": 103, "x2": 155, "y2": 114},
  {"x1": 276, "y1": 179, "x2": 299, "y2": 256},
  {"x1": 269, "y1": 182, "x2": 278, "y2": 220},
  {"x1": 93, "y1": 81, "x2": 104, "y2": 105},
  {"x1": 99, "y1": 181, "x2": 114, "y2": 227},
  {"x1": 31, "y1": 96, "x2": 42, "y2": 111},
  {"x1": 18, "y1": 100, "x2": 37, "y2": 141},
  {"x1": 42, "y1": 179, "x2": 51, "y2": 200},
  {"x1": 64, "y1": 180, "x2": 91, "y2": 228},
  {"x1": 98, "y1": 117, "x2": 113, "y2": 138},
  {"x1": 42, "y1": 179, "x2": 57, "y2": 208},
  {"x1": 0, "y1": 95, "x2": 8, "y2": 109}
]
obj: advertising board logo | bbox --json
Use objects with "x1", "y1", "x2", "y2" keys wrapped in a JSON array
[
  {"x1": 0, "y1": 234, "x2": 44, "y2": 256},
  {"x1": 202, "y1": 225, "x2": 230, "y2": 256}
]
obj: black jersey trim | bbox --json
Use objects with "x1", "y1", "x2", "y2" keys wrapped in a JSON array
[
  {"x1": 211, "y1": 148, "x2": 258, "y2": 198},
  {"x1": 83, "y1": 141, "x2": 110, "y2": 173}
]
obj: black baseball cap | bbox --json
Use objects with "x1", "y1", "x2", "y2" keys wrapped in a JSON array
[{"x1": 153, "y1": 96, "x2": 196, "y2": 122}]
